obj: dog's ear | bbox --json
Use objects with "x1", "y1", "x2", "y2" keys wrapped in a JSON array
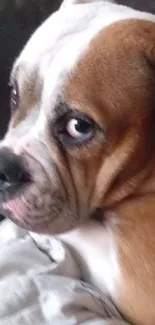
[{"x1": 61, "y1": 0, "x2": 114, "y2": 8}]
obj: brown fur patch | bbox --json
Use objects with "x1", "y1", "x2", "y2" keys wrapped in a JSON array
[{"x1": 64, "y1": 19, "x2": 155, "y2": 325}]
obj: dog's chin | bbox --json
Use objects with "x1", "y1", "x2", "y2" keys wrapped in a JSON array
[
  {"x1": 0, "y1": 186, "x2": 78, "y2": 234},
  {"x1": 1, "y1": 198, "x2": 47, "y2": 233},
  {"x1": 6, "y1": 211, "x2": 77, "y2": 234}
]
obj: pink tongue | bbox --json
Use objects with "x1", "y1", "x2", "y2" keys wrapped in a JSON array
[{"x1": 2, "y1": 197, "x2": 26, "y2": 220}]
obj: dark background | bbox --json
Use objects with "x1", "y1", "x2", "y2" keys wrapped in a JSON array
[{"x1": 0, "y1": 0, "x2": 154, "y2": 220}]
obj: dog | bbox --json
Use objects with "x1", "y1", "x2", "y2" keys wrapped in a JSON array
[{"x1": 1, "y1": 0, "x2": 155, "y2": 324}]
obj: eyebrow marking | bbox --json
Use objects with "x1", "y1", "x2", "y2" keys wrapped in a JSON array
[{"x1": 52, "y1": 102, "x2": 74, "y2": 123}]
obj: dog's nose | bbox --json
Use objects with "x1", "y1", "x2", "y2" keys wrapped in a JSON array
[{"x1": 0, "y1": 148, "x2": 30, "y2": 190}]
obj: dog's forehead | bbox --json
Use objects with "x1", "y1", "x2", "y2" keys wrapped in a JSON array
[
  {"x1": 12, "y1": 3, "x2": 105, "y2": 81},
  {"x1": 11, "y1": 2, "x2": 155, "y2": 100}
]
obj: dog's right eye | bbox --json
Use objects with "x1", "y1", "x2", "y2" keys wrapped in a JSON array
[{"x1": 10, "y1": 81, "x2": 19, "y2": 115}]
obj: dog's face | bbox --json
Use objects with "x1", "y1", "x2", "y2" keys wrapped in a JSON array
[{"x1": 1, "y1": 0, "x2": 155, "y2": 234}]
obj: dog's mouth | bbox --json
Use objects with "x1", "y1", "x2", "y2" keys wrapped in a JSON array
[
  {"x1": 0, "y1": 153, "x2": 80, "y2": 234},
  {"x1": 0, "y1": 157, "x2": 54, "y2": 231},
  {"x1": 0, "y1": 178, "x2": 75, "y2": 234},
  {"x1": 0, "y1": 151, "x2": 75, "y2": 233},
  {"x1": 0, "y1": 180, "x2": 33, "y2": 225},
  {"x1": 0, "y1": 186, "x2": 52, "y2": 232}
]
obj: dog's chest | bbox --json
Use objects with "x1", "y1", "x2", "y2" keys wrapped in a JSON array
[{"x1": 61, "y1": 221, "x2": 120, "y2": 296}]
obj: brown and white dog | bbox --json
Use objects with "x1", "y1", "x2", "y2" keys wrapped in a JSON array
[{"x1": 1, "y1": 0, "x2": 155, "y2": 324}]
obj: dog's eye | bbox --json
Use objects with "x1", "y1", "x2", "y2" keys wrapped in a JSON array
[
  {"x1": 10, "y1": 81, "x2": 19, "y2": 115},
  {"x1": 66, "y1": 118, "x2": 92, "y2": 138},
  {"x1": 57, "y1": 114, "x2": 96, "y2": 147}
]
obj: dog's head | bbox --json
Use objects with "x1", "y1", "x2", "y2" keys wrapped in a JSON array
[{"x1": 1, "y1": 0, "x2": 155, "y2": 234}]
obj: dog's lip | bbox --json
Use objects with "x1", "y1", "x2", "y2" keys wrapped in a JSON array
[
  {"x1": 0, "y1": 181, "x2": 31, "y2": 217},
  {"x1": 2, "y1": 196, "x2": 27, "y2": 218},
  {"x1": 1, "y1": 194, "x2": 65, "y2": 233}
]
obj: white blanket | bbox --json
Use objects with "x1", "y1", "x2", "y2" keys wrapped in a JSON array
[{"x1": 0, "y1": 220, "x2": 129, "y2": 325}]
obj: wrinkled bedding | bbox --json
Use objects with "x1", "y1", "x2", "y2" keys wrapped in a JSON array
[{"x1": 0, "y1": 219, "x2": 129, "y2": 325}]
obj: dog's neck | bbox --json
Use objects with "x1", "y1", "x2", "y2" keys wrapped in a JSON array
[{"x1": 100, "y1": 141, "x2": 155, "y2": 325}]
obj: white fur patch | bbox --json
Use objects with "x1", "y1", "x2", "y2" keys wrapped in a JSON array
[{"x1": 60, "y1": 221, "x2": 120, "y2": 296}]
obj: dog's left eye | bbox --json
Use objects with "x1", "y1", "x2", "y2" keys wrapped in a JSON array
[
  {"x1": 10, "y1": 81, "x2": 19, "y2": 115},
  {"x1": 56, "y1": 114, "x2": 96, "y2": 146}
]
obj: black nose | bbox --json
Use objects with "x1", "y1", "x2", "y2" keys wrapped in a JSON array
[{"x1": 0, "y1": 148, "x2": 31, "y2": 191}]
